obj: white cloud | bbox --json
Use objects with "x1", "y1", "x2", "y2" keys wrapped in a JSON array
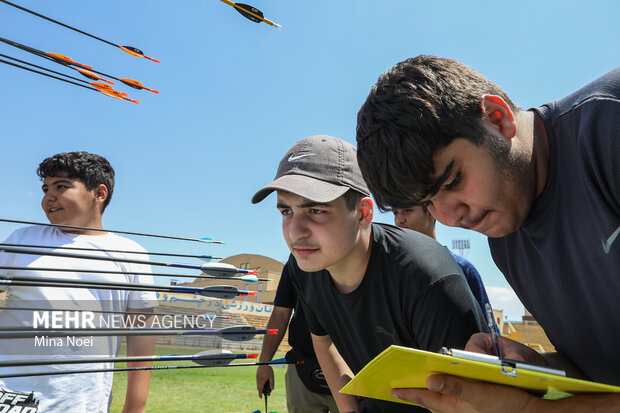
[{"x1": 485, "y1": 286, "x2": 524, "y2": 321}]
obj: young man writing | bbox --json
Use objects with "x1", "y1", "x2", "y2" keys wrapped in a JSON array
[
  {"x1": 252, "y1": 135, "x2": 487, "y2": 412},
  {"x1": 0, "y1": 152, "x2": 157, "y2": 413},
  {"x1": 356, "y1": 56, "x2": 620, "y2": 412}
]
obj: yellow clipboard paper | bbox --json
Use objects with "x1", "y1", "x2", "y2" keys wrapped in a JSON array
[{"x1": 340, "y1": 345, "x2": 620, "y2": 405}]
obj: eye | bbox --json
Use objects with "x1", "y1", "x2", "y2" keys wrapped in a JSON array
[
  {"x1": 420, "y1": 200, "x2": 432, "y2": 210},
  {"x1": 279, "y1": 208, "x2": 292, "y2": 216},
  {"x1": 310, "y1": 209, "x2": 325, "y2": 215},
  {"x1": 444, "y1": 171, "x2": 461, "y2": 190}
]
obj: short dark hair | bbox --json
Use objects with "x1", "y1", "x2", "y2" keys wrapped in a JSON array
[
  {"x1": 37, "y1": 152, "x2": 115, "y2": 212},
  {"x1": 343, "y1": 189, "x2": 365, "y2": 211},
  {"x1": 356, "y1": 55, "x2": 519, "y2": 211}
]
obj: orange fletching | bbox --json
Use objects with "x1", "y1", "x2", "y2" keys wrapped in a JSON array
[
  {"x1": 119, "y1": 46, "x2": 159, "y2": 63},
  {"x1": 45, "y1": 52, "x2": 92, "y2": 69},
  {"x1": 78, "y1": 69, "x2": 114, "y2": 85}
]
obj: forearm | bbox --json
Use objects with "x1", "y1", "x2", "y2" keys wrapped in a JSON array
[
  {"x1": 541, "y1": 352, "x2": 589, "y2": 380},
  {"x1": 258, "y1": 307, "x2": 291, "y2": 362},
  {"x1": 122, "y1": 311, "x2": 155, "y2": 413},
  {"x1": 312, "y1": 334, "x2": 360, "y2": 413},
  {"x1": 534, "y1": 393, "x2": 620, "y2": 413}
]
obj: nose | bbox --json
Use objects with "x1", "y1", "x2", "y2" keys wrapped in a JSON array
[
  {"x1": 394, "y1": 211, "x2": 405, "y2": 226},
  {"x1": 427, "y1": 193, "x2": 467, "y2": 228},
  {"x1": 42, "y1": 190, "x2": 56, "y2": 203},
  {"x1": 287, "y1": 213, "x2": 310, "y2": 242}
]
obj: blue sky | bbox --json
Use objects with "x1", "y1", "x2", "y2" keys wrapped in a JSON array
[{"x1": 1, "y1": 0, "x2": 618, "y2": 320}]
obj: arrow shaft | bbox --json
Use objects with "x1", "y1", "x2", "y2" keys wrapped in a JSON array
[
  {"x1": 0, "y1": 275, "x2": 247, "y2": 299},
  {"x1": 0, "y1": 218, "x2": 221, "y2": 244},
  {"x1": 0, "y1": 359, "x2": 294, "y2": 379},
  {"x1": 0, "y1": 243, "x2": 220, "y2": 261},
  {"x1": 0, "y1": 266, "x2": 267, "y2": 282},
  {"x1": 0, "y1": 353, "x2": 248, "y2": 368},
  {"x1": 0, "y1": 327, "x2": 269, "y2": 340},
  {"x1": 0, "y1": 0, "x2": 118, "y2": 47},
  {"x1": 0, "y1": 58, "x2": 95, "y2": 91},
  {"x1": 0, "y1": 245, "x2": 200, "y2": 271},
  {"x1": 0, "y1": 53, "x2": 90, "y2": 85},
  {"x1": 0, "y1": 306, "x2": 226, "y2": 319}
]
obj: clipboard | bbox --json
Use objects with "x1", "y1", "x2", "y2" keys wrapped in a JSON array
[{"x1": 340, "y1": 345, "x2": 620, "y2": 405}]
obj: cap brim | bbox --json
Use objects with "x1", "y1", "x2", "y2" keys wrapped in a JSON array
[{"x1": 251, "y1": 175, "x2": 350, "y2": 204}]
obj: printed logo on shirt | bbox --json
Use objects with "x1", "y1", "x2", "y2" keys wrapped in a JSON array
[
  {"x1": 0, "y1": 389, "x2": 39, "y2": 412},
  {"x1": 602, "y1": 224, "x2": 620, "y2": 254}
]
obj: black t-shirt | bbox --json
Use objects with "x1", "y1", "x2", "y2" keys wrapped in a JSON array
[
  {"x1": 287, "y1": 223, "x2": 488, "y2": 413},
  {"x1": 273, "y1": 267, "x2": 315, "y2": 356},
  {"x1": 489, "y1": 67, "x2": 620, "y2": 385}
]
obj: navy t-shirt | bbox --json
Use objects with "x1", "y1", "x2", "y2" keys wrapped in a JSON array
[{"x1": 489, "y1": 67, "x2": 620, "y2": 384}]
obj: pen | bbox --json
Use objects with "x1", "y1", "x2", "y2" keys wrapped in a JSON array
[{"x1": 485, "y1": 303, "x2": 501, "y2": 358}]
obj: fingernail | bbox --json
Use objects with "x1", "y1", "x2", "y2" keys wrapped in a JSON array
[
  {"x1": 390, "y1": 390, "x2": 401, "y2": 399},
  {"x1": 427, "y1": 376, "x2": 444, "y2": 392}
]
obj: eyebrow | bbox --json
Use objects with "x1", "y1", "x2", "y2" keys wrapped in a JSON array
[
  {"x1": 41, "y1": 178, "x2": 72, "y2": 189},
  {"x1": 276, "y1": 201, "x2": 331, "y2": 209},
  {"x1": 420, "y1": 160, "x2": 455, "y2": 202}
]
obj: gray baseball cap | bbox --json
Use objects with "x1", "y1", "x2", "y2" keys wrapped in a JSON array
[{"x1": 251, "y1": 135, "x2": 370, "y2": 204}]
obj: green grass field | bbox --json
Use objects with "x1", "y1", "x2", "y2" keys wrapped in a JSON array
[{"x1": 110, "y1": 347, "x2": 288, "y2": 412}]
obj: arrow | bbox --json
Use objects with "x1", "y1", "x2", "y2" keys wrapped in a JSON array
[
  {"x1": 0, "y1": 0, "x2": 159, "y2": 62},
  {"x1": 0, "y1": 57, "x2": 139, "y2": 103},
  {"x1": 0, "y1": 266, "x2": 268, "y2": 283},
  {"x1": 0, "y1": 37, "x2": 158, "y2": 93},
  {"x1": 0, "y1": 306, "x2": 233, "y2": 320},
  {"x1": 0, "y1": 246, "x2": 250, "y2": 277},
  {"x1": 0, "y1": 53, "x2": 113, "y2": 86},
  {"x1": 0, "y1": 274, "x2": 257, "y2": 299},
  {"x1": 218, "y1": 0, "x2": 281, "y2": 29},
  {"x1": 0, "y1": 325, "x2": 278, "y2": 341},
  {"x1": 0, "y1": 218, "x2": 223, "y2": 244},
  {"x1": 0, "y1": 243, "x2": 222, "y2": 262},
  {"x1": 0, "y1": 357, "x2": 294, "y2": 379},
  {"x1": 0, "y1": 349, "x2": 255, "y2": 368}
]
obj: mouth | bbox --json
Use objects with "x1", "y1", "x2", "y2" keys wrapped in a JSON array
[
  {"x1": 464, "y1": 211, "x2": 489, "y2": 232},
  {"x1": 292, "y1": 246, "x2": 319, "y2": 257},
  {"x1": 48, "y1": 207, "x2": 62, "y2": 214}
]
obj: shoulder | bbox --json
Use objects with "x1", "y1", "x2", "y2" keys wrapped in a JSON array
[
  {"x1": 536, "y1": 67, "x2": 620, "y2": 140},
  {"x1": 3, "y1": 225, "x2": 63, "y2": 243},
  {"x1": 447, "y1": 249, "x2": 477, "y2": 273},
  {"x1": 370, "y1": 223, "x2": 463, "y2": 282},
  {"x1": 91, "y1": 233, "x2": 148, "y2": 253}
]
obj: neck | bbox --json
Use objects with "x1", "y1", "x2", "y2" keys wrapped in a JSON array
[
  {"x1": 325, "y1": 226, "x2": 373, "y2": 294},
  {"x1": 515, "y1": 110, "x2": 549, "y2": 199},
  {"x1": 57, "y1": 216, "x2": 106, "y2": 236},
  {"x1": 531, "y1": 111, "x2": 550, "y2": 198}
]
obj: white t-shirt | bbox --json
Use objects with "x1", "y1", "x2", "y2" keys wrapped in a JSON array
[{"x1": 0, "y1": 225, "x2": 158, "y2": 412}]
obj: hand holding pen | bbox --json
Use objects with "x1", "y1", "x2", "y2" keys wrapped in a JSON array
[{"x1": 485, "y1": 303, "x2": 502, "y2": 358}]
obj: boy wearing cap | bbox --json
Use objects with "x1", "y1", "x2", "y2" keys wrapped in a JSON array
[{"x1": 252, "y1": 135, "x2": 487, "y2": 413}]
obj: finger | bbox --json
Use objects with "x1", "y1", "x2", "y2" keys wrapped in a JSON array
[
  {"x1": 256, "y1": 377, "x2": 265, "y2": 398},
  {"x1": 390, "y1": 388, "x2": 443, "y2": 408},
  {"x1": 427, "y1": 374, "x2": 493, "y2": 407},
  {"x1": 465, "y1": 333, "x2": 494, "y2": 354}
]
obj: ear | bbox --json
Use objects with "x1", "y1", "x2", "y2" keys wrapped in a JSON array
[
  {"x1": 93, "y1": 184, "x2": 108, "y2": 207},
  {"x1": 358, "y1": 197, "x2": 374, "y2": 228},
  {"x1": 480, "y1": 95, "x2": 517, "y2": 139}
]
